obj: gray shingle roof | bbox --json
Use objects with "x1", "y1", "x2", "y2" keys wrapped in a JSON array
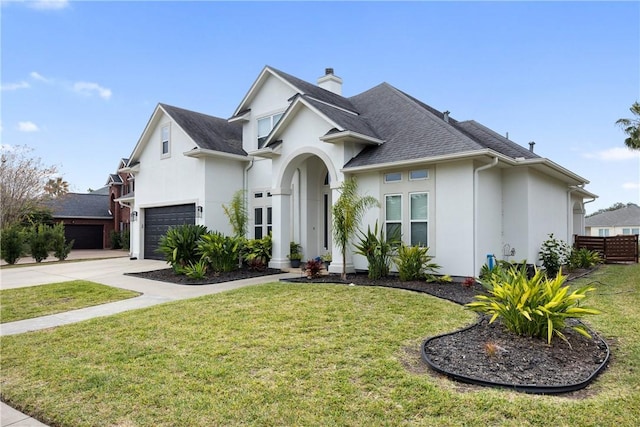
[
  {"x1": 45, "y1": 193, "x2": 112, "y2": 219},
  {"x1": 344, "y1": 83, "x2": 484, "y2": 168},
  {"x1": 269, "y1": 67, "x2": 358, "y2": 114},
  {"x1": 160, "y1": 104, "x2": 245, "y2": 156},
  {"x1": 585, "y1": 204, "x2": 640, "y2": 227},
  {"x1": 302, "y1": 96, "x2": 381, "y2": 140}
]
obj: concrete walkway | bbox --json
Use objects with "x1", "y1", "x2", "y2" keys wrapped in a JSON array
[{"x1": 0, "y1": 255, "x2": 296, "y2": 426}]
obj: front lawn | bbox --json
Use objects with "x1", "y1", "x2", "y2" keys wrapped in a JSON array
[
  {"x1": 1, "y1": 265, "x2": 639, "y2": 426},
  {"x1": 0, "y1": 281, "x2": 140, "y2": 323}
]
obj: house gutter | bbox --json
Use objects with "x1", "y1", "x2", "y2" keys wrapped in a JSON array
[{"x1": 473, "y1": 157, "x2": 499, "y2": 276}]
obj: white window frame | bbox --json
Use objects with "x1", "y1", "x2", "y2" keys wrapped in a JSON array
[
  {"x1": 385, "y1": 194, "x2": 402, "y2": 240},
  {"x1": 257, "y1": 112, "x2": 284, "y2": 148},
  {"x1": 253, "y1": 190, "x2": 273, "y2": 239},
  {"x1": 161, "y1": 124, "x2": 170, "y2": 158},
  {"x1": 409, "y1": 169, "x2": 429, "y2": 181},
  {"x1": 384, "y1": 172, "x2": 402, "y2": 183},
  {"x1": 598, "y1": 228, "x2": 610, "y2": 237},
  {"x1": 409, "y1": 192, "x2": 429, "y2": 247}
]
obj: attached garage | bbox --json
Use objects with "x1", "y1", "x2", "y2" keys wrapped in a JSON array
[
  {"x1": 65, "y1": 224, "x2": 105, "y2": 249},
  {"x1": 144, "y1": 204, "x2": 196, "y2": 259}
]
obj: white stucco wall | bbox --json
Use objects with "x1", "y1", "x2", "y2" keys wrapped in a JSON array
[
  {"x1": 203, "y1": 157, "x2": 245, "y2": 235},
  {"x1": 434, "y1": 161, "x2": 475, "y2": 277},
  {"x1": 476, "y1": 165, "x2": 503, "y2": 272},
  {"x1": 502, "y1": 168, "x2": 530, "y2": 266}
]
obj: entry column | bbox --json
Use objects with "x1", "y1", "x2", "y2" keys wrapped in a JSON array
[{"x1": 269, "y1": 188, "x2": 292, "y2": 269}]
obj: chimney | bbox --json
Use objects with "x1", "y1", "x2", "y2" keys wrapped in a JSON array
[
  {"x1": 443, "y1": 110, "x2": 450, "y2": 123},
  {"x1": 317, "y1": 67, "x2": 343, "y2": 95},
  {"x1": 529, "y1": 141, "x2": 536, "y2": 153}
]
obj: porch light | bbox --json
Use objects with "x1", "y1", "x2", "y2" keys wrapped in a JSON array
[
  {"x1": 131, "y1": 211, "x2": 138, "y2": 222},
  {"x1": 197, "y1": 205, "x2": 203, "y2": 218}
]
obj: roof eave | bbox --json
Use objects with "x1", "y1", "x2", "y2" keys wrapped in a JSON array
[
  {"x1": 320, "y1": 131, "x2": 384, "y2": 146},
  {"x1": 183, "y1": 147, "x2": 251, "y2": 162}
]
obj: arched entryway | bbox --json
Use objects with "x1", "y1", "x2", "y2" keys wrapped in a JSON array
[{"x1": 268, "y1": 148, "x2": 346, "y2": 271}]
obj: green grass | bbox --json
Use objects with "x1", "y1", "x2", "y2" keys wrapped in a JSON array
[
  {"x1": 1, "y1": 265, "x2": 639, "y2": 426},
  {"x1": 0, "y1": 281, "x2": 140, "y2": 323}
]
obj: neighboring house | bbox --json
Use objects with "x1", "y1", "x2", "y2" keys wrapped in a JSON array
[
  {"x1": 46, "y1": 191, "x2": 113, "y2": 249},
  {"x1": 585, "y1": 204, "x2": 640, "y2": 237},
  {"x1": 120, "y1": 66, "x2": 596, "y2": 277},
  {"x1": 106, "y1": 158, "x2": 132, "y2": 235}
]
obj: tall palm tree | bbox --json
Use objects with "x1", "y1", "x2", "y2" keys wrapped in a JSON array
[
  {"x1": 616, "y1": 101, "x2": 640, "y2": 150},
  {"x1": 332, "y1": 177, "x2": 379, "y2": 280},
  {"x1": 44, "y1": 177, "x2": 69, "y2": 198}
]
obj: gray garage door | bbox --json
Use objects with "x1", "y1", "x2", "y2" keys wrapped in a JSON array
[
  {"x1": 144, "y1": 204, "x2": 196, "y2": 260},
  {"x1": 65, "y1": 225, "x2": 104, "y2": 249}
]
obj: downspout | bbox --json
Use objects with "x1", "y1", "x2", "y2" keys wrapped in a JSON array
[
  {"x1": 243, "y1": 159, "x2": 254, "y2": 239},
  {"x1": 473, "y1": 157, "x2": 499, "y2": 276}
]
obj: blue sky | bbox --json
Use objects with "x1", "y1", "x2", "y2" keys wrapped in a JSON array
[{"x1": 1, "y1": 0, "x2": 639, "y2": 214}]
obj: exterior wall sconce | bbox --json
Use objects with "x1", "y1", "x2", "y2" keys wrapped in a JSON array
[
  {"x1": 197, "y1": 206, "x2": 203, "y2": 218},
  {"x1": 131, "y1": 211, "x2": 138, "y2": 222}
]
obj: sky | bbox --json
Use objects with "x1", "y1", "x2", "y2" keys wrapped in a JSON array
[{"x1": 1, "y1": 0, "x2": 639, "y2": 215}]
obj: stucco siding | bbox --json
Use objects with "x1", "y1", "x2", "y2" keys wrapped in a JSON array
[{"x1": 477, "y1": 165, "x2": 503, "y2": 272}]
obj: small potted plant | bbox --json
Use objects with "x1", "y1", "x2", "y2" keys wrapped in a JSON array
[
  {"x1": 321, "y1": 252, "x2": 332, "y2": 270},
  {"x1": 289, "y1": 241, "x2": 303, "y2": 268}
]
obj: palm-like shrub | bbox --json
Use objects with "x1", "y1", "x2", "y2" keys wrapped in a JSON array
[
  {"x1": 394, "y1": 244, "x2": 441, "y2": 281},
  {"x1": 569, "y1": 248, "x2": 602, "y2": 269},
  {"x1": 243, "y1": 233, "x2": 272, "y2": 269},
  {"x1": 354, "y1": 221, "x2": 398, "y2": 280},
  {"x1": 183, "y1": 259, "x2": 208, "y2": 279},
  {"x1": 466, "y1": 268, "x2": 601, "y2": 345},
  {"x1": 156, "y1": 224, "x2": 208, "y2": 273},
  {"x1": 198, "y1": 232, "x2": 242, "y2": 273}
]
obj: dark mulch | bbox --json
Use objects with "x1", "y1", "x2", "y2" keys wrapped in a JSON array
[
  {"x1": 130, "y1": 266, "x2": 609, "y2": 394},
  {"x1": 126, "y1": 267, "x2": 282, "y2": 285}
]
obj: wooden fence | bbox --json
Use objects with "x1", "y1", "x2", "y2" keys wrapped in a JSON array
[{"x1": 574, "y1": 234, "x2": 639, "y2": 263}]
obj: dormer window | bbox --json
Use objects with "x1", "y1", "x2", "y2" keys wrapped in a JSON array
[{"x1": 257, "y1": 112, "x2": 283, "y2": 148}]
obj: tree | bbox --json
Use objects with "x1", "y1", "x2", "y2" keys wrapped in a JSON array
[
  {"x1": 616, "y1": 101, "x2": 640, "y2": 150},
  {"x1": 44, "y1": 177, "x2": 69, "y2": 198},
  {"x1": 331, "y1": 177, "x2": 379, "y2": 280},
  {"x1": 222, "y1": 189, "x2": 248, "y2": 238},
  {"x1": 0, "y1": 145, "x2": 58, "y2": 227}
]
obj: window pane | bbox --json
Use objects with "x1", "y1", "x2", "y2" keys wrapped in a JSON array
[
  {"x1": 257, "y1": 117, "x2": 271, "y2": 137},
  {"x1": 273, "y1": 113, "x2": 283, "y2": 125},
  {"x1": 410, "y1": 170, "x2": 428, "y2": 180},
  {"x1": 410, "y1": 193, "x2": 428, "y2": 220},
  {"x1": 267, "y1": 207, "x2": 272, "y2": 225},
  {"x1": 384, "y1": 172, "x2": 401, "y2": 182},
  {"x1": 161, "y1": 126, "x2": 169, "y2": 141},
  {"x1": 254, "y1": 192, "x2": 263, "y2": 198},
  {"x1": 255, "y1": 227, "x2": 263, "y2": 240},
  {"x1": 386, "y1": 223, "x2": 401, "y2": 241},
  {"x1": 255, "y1": 208, "x2": 263, "y2": 225},
  {"x1": 411, "y1": 222, "x2": 428, "y2": 247},
  {"x1": 386, "y1": 195, "x2": 401, "y2": 221}
]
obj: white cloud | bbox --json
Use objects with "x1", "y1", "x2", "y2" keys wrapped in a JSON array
[
  {"x1": 30, "y1": 71, "x2": 50, "y2": 83},
  {"x1": 583, "y1": 147, "x2": 640, "y2": 161},
  {"x1": 27, "y1": 0, "x2": 70, "y2": 10},
  {"x1": 17, "y1": 121, "x2": 39, "y2": 132},
  {"x1": 73, "y1": 81, "x2": 112, "y2": 100},
  {"x1": 1, "y1": 81, "x2": 30, "y2": 91},
  {"x1": 622, "y1": 182, "x2": 640, "y2": 190}
]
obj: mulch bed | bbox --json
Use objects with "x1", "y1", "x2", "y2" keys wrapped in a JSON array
[{"x1": 130, "y1": 266, "x2": 609, "y2": 394}]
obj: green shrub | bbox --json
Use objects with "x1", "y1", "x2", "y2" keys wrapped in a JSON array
[
  {"x1": 121, "y1": 230, "x2": 130, "y2": 250},
  {"x1": 569, "y1": 247, "x2": 602, "y2": 269},
  {"x1": 183, "y1": 259, "x2": 208, "y2": 279},
  {"x1": 466, "y1": 268, "x2": 601, "y2": 345},
  {"x1": 1, "y1": 225, "x2": 25, "y2": 265},
  {"x1": 478, "y1": 260, "x2": 530, "y2": 291},
  {"x1": 110, "y1": 230, "x2": 122, "y2": 249},
  {"x1": 243, "y1": 233, "x2": 272, "y2": 269},
  {"x1": 51, "y1": 222, "x2": 73, "y2": 261},
  {"x1": 394, "y1": 245, "x2": 441, "y2": 281},
  {"x1": 354, "y1": 221, "x2": 399, "y2": 280},
  {"x1": 156, "y1": 224, "x2": 208, "y2": 273},
  {"x1": 28, "y1": 224, "x2": 51, "y2": 263},
  {"x1": 539, "y1": 233, "x2": 571, "y2": 278},
  {"x1": 198, "y1": 231, "x2": 242, "y2": 273}
]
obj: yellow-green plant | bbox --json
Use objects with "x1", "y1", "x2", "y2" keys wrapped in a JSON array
[{"x1": 466, "y1": 268, "x2": 601, "y2": 345}]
